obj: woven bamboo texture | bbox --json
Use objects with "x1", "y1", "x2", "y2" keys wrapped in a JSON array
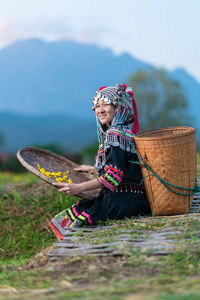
[
  {"x1": 17, "y1": 147, "x2": 100, "y2": 200},
  {"x1": 134, "y1": 127, "x2": 196, "y2": 216}
]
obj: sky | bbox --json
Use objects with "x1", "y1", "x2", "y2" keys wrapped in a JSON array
[{"x1": 0, "y1": 0, "x2": 200, "y2": 82}]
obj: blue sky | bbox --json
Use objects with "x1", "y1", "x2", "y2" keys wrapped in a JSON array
[{"x1": 0, "y1": 0, "x2": 200, "y2": 82}]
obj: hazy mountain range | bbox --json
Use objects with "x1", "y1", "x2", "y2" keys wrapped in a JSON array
[
  {"x1": 0, "y1": 39, "x2": 199, "y2": 153},
  {"x1": 0, "y1": 111, "x2": 96, "y2": 153}
]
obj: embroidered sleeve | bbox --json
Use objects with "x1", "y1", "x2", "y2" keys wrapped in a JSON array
[
  {"x1": 97, "y1": 164, "x2": 124, "y2": 192},
  {"x1": 97, "y1": 146, "x2": 125, "y2": 192}
]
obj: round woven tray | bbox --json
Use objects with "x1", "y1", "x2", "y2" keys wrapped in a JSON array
[{"x1": 17, "y1": 147, "x2": 100, "y2": 200}]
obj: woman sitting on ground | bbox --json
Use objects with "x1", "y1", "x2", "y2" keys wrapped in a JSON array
[{"x1": 49, "y1": 84, "x2": 151, "y2": 239}]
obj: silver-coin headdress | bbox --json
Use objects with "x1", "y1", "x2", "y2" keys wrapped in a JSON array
[
  {"x1": 92, "y1": 84, "x2": 140, "y2": 170},
  {"x1": 92, "y1": 84, "x2": 139, "y2": 134}
]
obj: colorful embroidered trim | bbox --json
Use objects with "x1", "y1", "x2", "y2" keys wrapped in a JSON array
[
  {"x1": 106, "y1": 127, "x2": 134, "y2": 144},
  {"x1": 95, "y1": 126, "x2": 136, "y2": 171},
  {"x1": 98, "y1": 176, "x2": 115, "y2": 192},
  {"x1": 78, "y1": 214, "x2": 86, "y2": 222},
  {"x1": 106, "y1": 169, "x2": 121, "y2": 182},
  {"x1": 104, "y1": 165, "x2": 123, "y2": 177},
  {"x1": 96, "y1": 147, "x2": 104, "y2": 157},
  {"x1": 72, "y1": 206, "x2": 79, "y2": 217},
  {"x1": 54, "y1": 210, "x2": 67, "y2": 220},
  {"x1": 48, "y1": 219, "x2": 64, "y2": 240},
  {"x1": 82, "y1": 211, "x2": 93, "y2": 226},
  {"x1": 76, "y1": 212, "x2": 93, "y2": 226},
  {"x1": 98, "y1": 164, "x2": 124, "y2": 192},
  {"x1": 66, "y1": 203, "x2": 93, "y2": 226},
  {"x1": 105, "y1": 173, "x2": 118, "y2": 186},
  {"x1": 67, "y1": 207, "x2": 76, "y2": 221}
]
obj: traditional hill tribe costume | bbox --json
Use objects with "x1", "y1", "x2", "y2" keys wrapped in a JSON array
[{"x1": 49, "y1": 84, "x2": 151, "y2": 240}]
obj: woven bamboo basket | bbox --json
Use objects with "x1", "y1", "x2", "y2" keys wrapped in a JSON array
[
  {"x1": 134, "y1": 126, "x2": 196, "y2": 216},
  {"x1": 17, "y1": 147, "x2": 100, "y2": 200}
]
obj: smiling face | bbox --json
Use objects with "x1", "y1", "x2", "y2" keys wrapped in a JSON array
[{"x1": 95, "y1": 99, "x2": 116, "y2": 127}]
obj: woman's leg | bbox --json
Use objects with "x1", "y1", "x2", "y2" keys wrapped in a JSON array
[
  {"x1": 48, "y1": 199, "x2": 95, "y2": 239},
  {"x1": 73, "y1": 192, "x2": 152, "y2": 227}
]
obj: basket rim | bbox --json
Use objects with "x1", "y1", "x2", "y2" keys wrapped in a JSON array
[
  {"x1": 16, "y1": 146, "x2": 98, "y2": 200},
  {"x1": 17, "y1": 146, "x2": 78, "y2": 184},
  {"x1": 134, "y1": 126, "x2": 196, "y2": 141},
  {"x1": 17, "y1": 146, "x2": 77, "y2": 165}
]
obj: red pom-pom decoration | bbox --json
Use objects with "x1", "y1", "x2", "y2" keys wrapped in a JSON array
[
  {"x1": 128, "y1": 90, "x2": 134, "y2": 98},
  {"x1": 128, "y1": 90, "x2": 139, "y2": 134},
  {"x1": 121, "y1": 84, "x2": 127, "y2": 91},
  {"x1": 99, "y1": 86, "x2": 107, "y2": 91}
]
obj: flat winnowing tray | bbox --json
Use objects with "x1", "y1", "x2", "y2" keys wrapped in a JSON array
[{"x1": 17, "y1": 147, "x2": 99, "y2": 200}]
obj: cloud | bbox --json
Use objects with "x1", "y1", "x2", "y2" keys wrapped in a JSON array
[
  {"x1": 0, "y1": 17, "x2": 124, "y2": 50},
  {"x1": 0, "y1": 18, "x2": 71, "y2": 48},
  {"x1": 0, "y1": 20, "x2": 31, "y2": 48}
]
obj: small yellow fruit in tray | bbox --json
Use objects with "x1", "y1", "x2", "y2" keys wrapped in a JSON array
[{"x1": 37, "y1": 164, "x2": 73, "y2": 184}]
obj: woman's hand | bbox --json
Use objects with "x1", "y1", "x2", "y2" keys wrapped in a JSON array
[
  {"x1": 53, "y1": 183, "x2": 83, "y2": 196},
  {"x1": 74, "y1": 165, "x2": 98, "y2": 176},
  {"x1": 53, "y1": 179, "x2": 103, "y2": 196},
  {"x1": 74, "y1": 164, "x2": 94, "y2": 172}
]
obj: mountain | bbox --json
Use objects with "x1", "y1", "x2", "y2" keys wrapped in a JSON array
[
  {"x1": 0, "y1": 38, "x2": 199, "y2": 152},
  {"x1": 0, "y1": 39, "x2": 151, "y2": 120},
  {"x1": 0, "y1": 111, "x2": 97, "y2": 153}
]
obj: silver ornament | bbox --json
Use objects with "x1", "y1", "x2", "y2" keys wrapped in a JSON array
[{"x1": 113, "y1": 100, "x2": 118, "y2": 106}]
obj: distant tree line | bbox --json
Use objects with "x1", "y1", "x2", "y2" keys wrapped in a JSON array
[
  {"x1": 0, "y1": 133, "x2": 5, "y2": 148},
  {"x1": 127, "y1": 68, "x2": 192, "y2": 132}
]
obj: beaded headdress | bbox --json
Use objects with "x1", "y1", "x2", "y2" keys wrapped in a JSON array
[
  {"x1": 92, "y1": 84, "x2": 139, "y2": 134},
  {"x1": 93, "y1": 84, "x2": 140, "y2": 170}
]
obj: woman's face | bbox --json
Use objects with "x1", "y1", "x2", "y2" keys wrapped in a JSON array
[{"x1": 95, "y1": 99, "x2": 115, "y2": 127}]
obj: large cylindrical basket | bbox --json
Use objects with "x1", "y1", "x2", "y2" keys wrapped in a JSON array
[
  {"x1": 17, "y1": 147, "x2": 100, "y2": 200},
  {"x1": 134, "y1": 126, "x2": 196, "y2": 216}
]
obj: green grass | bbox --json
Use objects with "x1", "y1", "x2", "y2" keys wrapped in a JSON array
[
  {"x1": 0, "y1": 171, "x2": 38, "y2": 189},
  {"x1": 0, "y1": 170, "x2": 200, "y2": 299},
  {"x1": 0, "y1": 250, "x2": 200, "y2": 300},
  {"x1": 0, "y1": 173, "x2": 78, "y2": 260}
]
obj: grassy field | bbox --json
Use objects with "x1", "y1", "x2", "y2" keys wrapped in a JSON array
[
  {"x1": 0, "y1": 167, "x2": 200, "y2": 299},
  {"x1": 0, "y1": 172, "x2": 77, "y2": 260}
]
